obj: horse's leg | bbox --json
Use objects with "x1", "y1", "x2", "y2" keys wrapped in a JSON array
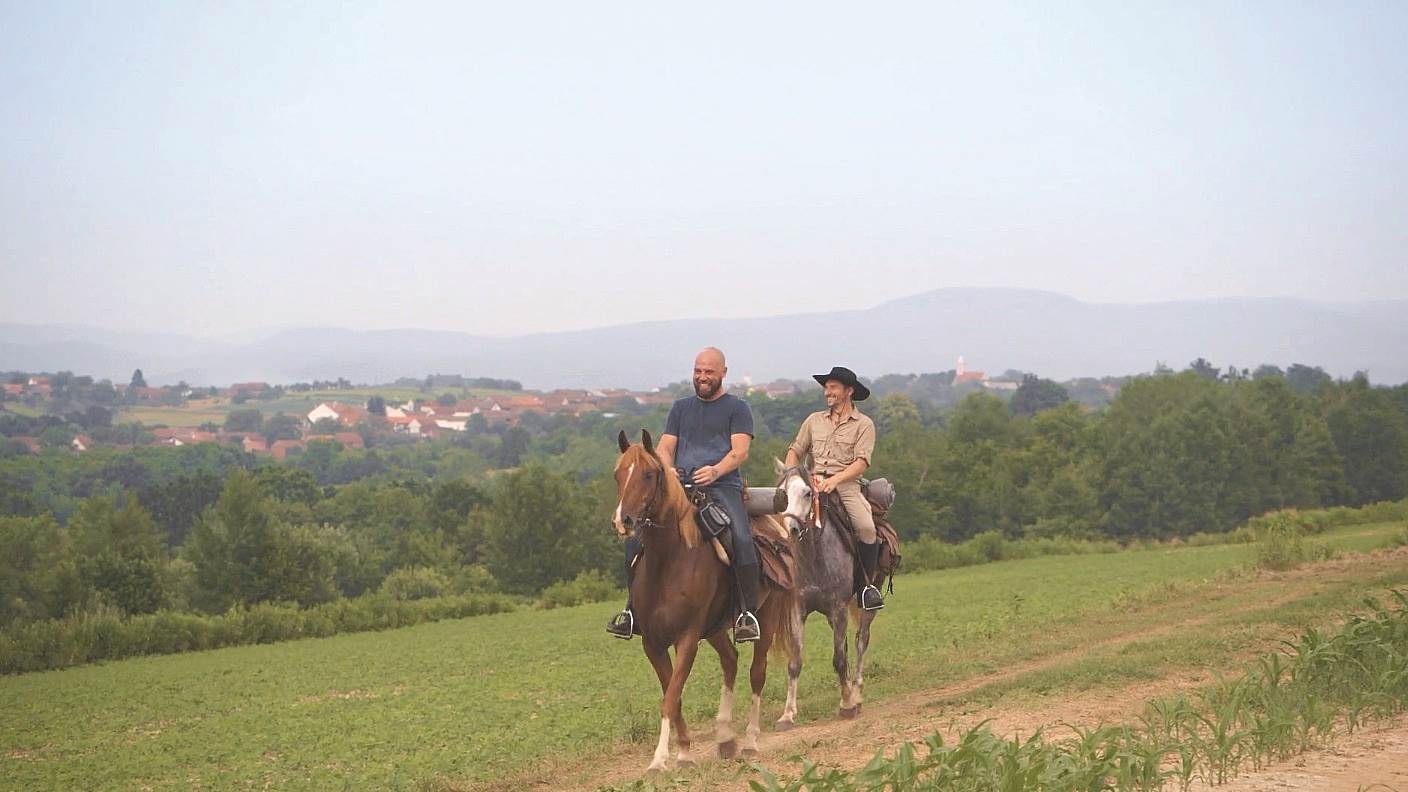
[
  {"x1": 828, "y1": 606, "x2": 859, "y2": 718},
  {"x1": 775, "y1": 602, "x2": 805, "y2": 731},
  {"x1": 642, "y1": 639, "x2": 675, "y2": 773},
  {"x1": 665, "y1": 634, "x2": 703, "y2": 769},
  {"x1": 851, "y1": 603, "x2": 875, "y2": 716},
  {"x1": 741, "y1": 593, "x2": 788, "y2": 757},
  {"x1": 707, "y1": 632, "x2": 740, "y2": 759}
]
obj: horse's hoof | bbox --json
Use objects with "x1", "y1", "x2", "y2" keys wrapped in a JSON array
[
  {"x1": 774, "y1": 719, "x2": 795, "y2": 732},
  {"x1": 676, "y1": 758, "x2": 695, "y2": 769},
  {"x1": 645, "y1": 767, "x2": 663, "y2": 777},
  {"x1": 839, "y1": 705, "x2": 859, "y2": 719},
  {"x1": 718, "y1": 739, "x2": 738, "y2": 759},
  {"x1": 854, "y1": 703, "x2": 863, "y2": 715},
  {"x1": 742, "y1": 748, "x2": 760, "y2": 759}
]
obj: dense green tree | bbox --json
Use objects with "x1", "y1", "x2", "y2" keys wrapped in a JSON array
[
  {"x1": 366, "y1": 395, "x2": 387, "y2": 416},
  {"x1": 1323, "y1": 379, "x2": 1408, "y2": 504},
  {"x1": 225, "y1": 407, "x2": 263, "y2": 432},
  {"x1": 183, "y1": 470, "x2": 333, "y2": 610},
  {"x1": 261, "y1": 414, "x2": 302, "y2": 442},
  {"x1": 1285, "y1": 364, "x2": 1332, "y2": 394},
  {"x1": 1188, "y1": 358, "x2": 1220, "y2": 381},
  {"x1": 497, "y1": 427, "x2": 530, "y2": 467},
  {"x1": 1009, "y1": 374, "x2": 1070, "y2": 416},
  {"x1": 309, "y1": 417, "x2": 339, "y2": 435},
  {"x1": 130, "y1": 369, "x2": 147, "y2": 388},
  {"x1": 138, "y1": 472, "x2": 224, "y2": 546},
  {"x1": 252, "y1": 466, "x2": 320, "y2": 505},
  {"x1": 480, "y1": 465, "x2": 614, "y2": 593},
  {"x1": 0, "y1": 515, "x2": 82, "y2": 625}
]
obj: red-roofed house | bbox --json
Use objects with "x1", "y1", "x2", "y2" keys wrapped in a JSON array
[
  {"x1": 13, "y1": 436, "x2": 41, "y2": 454},
  {"x1": 332, "y1": 431, "x2": 365, "y2": 449},
  {"x1": 226, "y1": 382, "x2": 269, "y2": 397},
  {"x1": 243, "y1": 435, "x2": 268, "y2": 453},
  {"x1": 71, "y1": 435, "x2": 95, "y2": 453},
  {"x1": 270, "y1": 439, "x2": 305, "y2": 460},
  {"x1": 307, "y1": 402, "x2": 367, "y2": 427}
]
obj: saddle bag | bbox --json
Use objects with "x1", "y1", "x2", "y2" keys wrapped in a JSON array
[{"x1": 696, "y1": 496, "x2": 732, "y2": 538}]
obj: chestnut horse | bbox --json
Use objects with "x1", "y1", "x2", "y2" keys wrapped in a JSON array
[{"x1": 612, "y1": 430, "x2": 801, "y2": 773}]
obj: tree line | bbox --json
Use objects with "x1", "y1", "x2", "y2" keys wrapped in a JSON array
[{"x1": 3, "y1": 363, "x2": 1407, "y2": 635}]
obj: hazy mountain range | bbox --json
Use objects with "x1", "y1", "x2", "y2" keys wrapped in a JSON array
[{"x1": 2, "y1": 289, "x2": 1405, "y2": 390}]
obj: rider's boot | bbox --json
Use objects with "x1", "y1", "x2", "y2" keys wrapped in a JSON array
[
  {"x1": 733, "y1": 563, "x2": 762, "y2": 643},
  {"x1": 606, "y1": 592, "x2": 635, "y2": 639},
  {"x1": 607, "y1": 551, "x2": 640, "y2": 639},
  {"x1": 858, "y1": 541, "x2": 885, "y2": 611}
]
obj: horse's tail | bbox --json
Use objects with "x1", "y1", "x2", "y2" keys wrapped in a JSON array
[{"x1": 763, "y1": 583, "x2": 802, "y2": 662}]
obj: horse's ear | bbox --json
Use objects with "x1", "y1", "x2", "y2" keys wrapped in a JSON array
[
  {"x1": 774, "y1": 457, "x2": 786, "y2": 475},
  {"x1": 618, "y1": 430, "x2": 630, "y2": 453},
  {"x1": 641, "y1": 429, "x2": 655, "y2": 455}
]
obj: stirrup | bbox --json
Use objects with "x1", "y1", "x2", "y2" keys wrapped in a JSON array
[
  {"x1": 606, "y1": 609, "x2": 634, "y2": 640},
  {"x1": 733, "y1": 611, "x2": 761, "y2": 643},
  {"x1": 859, "y1": 585, "x2": 885, "y2": 611}
]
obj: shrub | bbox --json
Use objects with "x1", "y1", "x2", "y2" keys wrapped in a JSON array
[
  {"x1": 379, "y1": 566, "x2": 452, "y2": 601},
  {"x1": 0, "y1": 591, "x2": 518, "y2": 675},
  {"x1": 539, "y1": 569, "x2": 619, "y2": 609},
  {"x1": 1254, "y1": 512, "x2": 1305, "y2": 571}
]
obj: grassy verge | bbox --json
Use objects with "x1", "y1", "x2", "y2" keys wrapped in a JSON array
[{"x1": 0, "y1": 592, "x2": 517, "y2": 675}]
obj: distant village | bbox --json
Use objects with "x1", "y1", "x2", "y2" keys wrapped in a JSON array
[
  {"x1": 0, "y1": 373, "x2": 802, "y2": 457},
  {"x1": 1, "y1": 358, "x2": 1079, "y2": 457}
]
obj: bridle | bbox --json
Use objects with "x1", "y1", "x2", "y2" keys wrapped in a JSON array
[
  {"x1": 625, "y1": 452, "x2": 674, "y2": 535},
  {"x1": 780, "y1": 464, "x2": 821, "y2": 537}
]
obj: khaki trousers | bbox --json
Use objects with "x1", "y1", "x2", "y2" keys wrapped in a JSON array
[{"x1": 833, "y1": 479, "x2": 877, "y2": 544}]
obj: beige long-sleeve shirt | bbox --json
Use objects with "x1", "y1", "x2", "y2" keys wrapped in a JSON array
[{"x1": 788, "y1": 408, "x2": 876, "y2": 476}]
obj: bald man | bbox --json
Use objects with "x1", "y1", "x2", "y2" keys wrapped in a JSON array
[{"x1": 607, "y1": 347, "x2": 762, "y2": 642}]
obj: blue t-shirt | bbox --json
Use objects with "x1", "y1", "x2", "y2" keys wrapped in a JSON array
[{"x1": 664, "y1": 393, "x2": 755, "y2": 489}]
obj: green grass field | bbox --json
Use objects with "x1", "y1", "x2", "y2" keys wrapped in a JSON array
[{"x1": 3, "y1": 523, "x2": 1405, "y2": 791}]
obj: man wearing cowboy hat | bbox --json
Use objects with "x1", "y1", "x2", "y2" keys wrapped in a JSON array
[{"x1": 784, "y1": 366, "x2": 885, "y2": 611}]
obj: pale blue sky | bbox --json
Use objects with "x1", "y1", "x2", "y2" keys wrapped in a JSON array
[{"x1": 2, "y1": 1, "x2": 1405, "y2": 337}]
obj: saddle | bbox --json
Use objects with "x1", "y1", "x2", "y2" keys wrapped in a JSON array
[
  {"x1": 689, "y1": 487, "x2": 797, "y2": 591},
  {"x1": 819, "y1": 480, "x2": 902, "y2": 593}
]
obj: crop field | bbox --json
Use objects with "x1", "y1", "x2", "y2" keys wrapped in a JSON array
[{"x1": 3, "y1": 522, "x2": 1406, "y2": 791}]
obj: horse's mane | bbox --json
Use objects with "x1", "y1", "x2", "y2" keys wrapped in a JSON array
[{"x1": 618, "y1": 444, "x2": 701, "y2": 548}]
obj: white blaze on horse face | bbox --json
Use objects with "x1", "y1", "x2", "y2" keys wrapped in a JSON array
[
  {"x1": 612, "y1": 462, "x2": 636, "y2": 536},
  {"x1": 783, "y1": 472, "x2": 812, "y2": 525}
]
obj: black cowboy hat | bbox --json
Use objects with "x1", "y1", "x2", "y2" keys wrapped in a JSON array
[{"x1": 812, "y1": 366, "x2": 870, "y2": 401}]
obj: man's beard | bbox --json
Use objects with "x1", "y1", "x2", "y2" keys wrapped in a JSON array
[{"x1": 694, "y1": 378, "x2": 720, "y2": 399}]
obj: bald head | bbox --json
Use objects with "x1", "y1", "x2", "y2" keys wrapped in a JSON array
[
  {"x1": 696, "y1": 346, "x2": 726, "y2": 368},
  {"x1": 692, "y1": 347, "x2": 728, "y2": 401}
]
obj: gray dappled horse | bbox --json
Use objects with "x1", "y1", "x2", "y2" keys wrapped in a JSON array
[{"x1": 773, "y1": 459, "x2": 876, "y2": 726}]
